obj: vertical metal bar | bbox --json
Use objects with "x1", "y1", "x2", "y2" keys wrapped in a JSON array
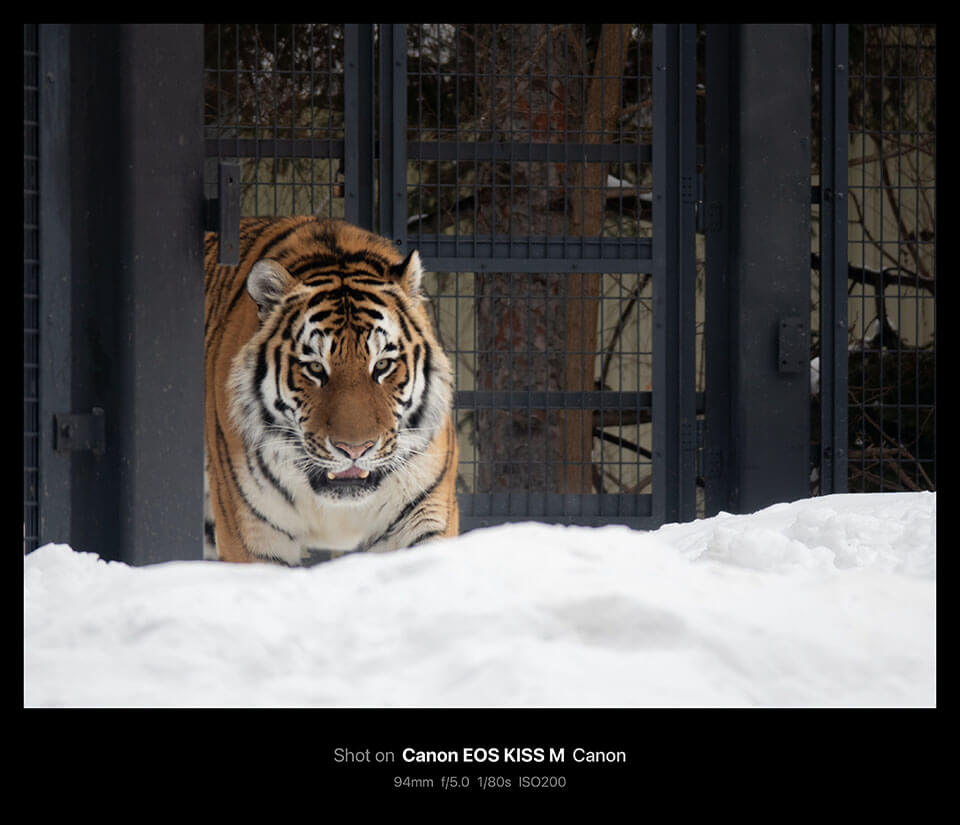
[
  {"x1": 818, "y1": 24, "x2": 849, "y2": 493},
  {"x1": 378, "y1": 24, "x2": 407, "y2": 246},
  {"x1": 24, "y1": 24, "x2": 41, "y2": 554},
  {"x1": 653, "y1": 24, "x2": 698, "y2": 524},
  {"x1": 271, "y1": 23, "x2": 279, "y2": 215},
  {"x1": 677, "y1": 25, "x2": 698, "y2": 521},
  {"x1": 733, "y1": 24, "x2": 812, "y2": 513},
  {"x1": 117, "y1": 24, "x2": 206, "y2": 563},
  {"x1": 217, "y1": 159, "x2": 241, "y2": 265},
  {"x1": 652, "y1": 24, "x2": 672, "y2": 525},
  {"x1": 37, "y1": 24, "x2": 73, "y2": 548},
  {"x1": 703, "y1": 23, "x2": 734, "y2": 516},
  {"x1": 705, "y1": 25, "x2": 812, "y2": 515},
  {"x1": 344, "y1": 24, "x2": 375, "y2": 229},
  {"x1": 43, "y1": 25, "x2": 205, "y2": 563}
]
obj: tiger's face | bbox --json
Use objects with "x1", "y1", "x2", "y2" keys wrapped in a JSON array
[{"x1": 230, "y1": 249, "x2": 450, "y2": 503}]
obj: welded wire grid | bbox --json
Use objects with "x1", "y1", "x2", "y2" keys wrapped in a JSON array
[
  {"x1": 407, "y1": 25, "x2": 656, "y2": 510},
  {"x1": 202, "y1": 24, "x2": 684, "y2": 520},
  {"x1": 24, "y1": 24, "x2": 40, "y2": 554},
  {"x1": 203, "y1": 24, "x2": 346, "y2": 217},
  {"x1": 846, "y1": 24, "x2": 935, "y2": 492}
]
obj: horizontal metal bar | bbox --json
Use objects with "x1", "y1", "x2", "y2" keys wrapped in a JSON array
[
  {"x1": 455, "y1": 391, "x2": 705, "y2": 414},
  {"x1": 423, "y1": 258, "x2": 656, "y2": 273},
  {"x1": 205, "y1": 138, "x2": 344, "y2": 159},
  {"x1": 409, "y1": 141, "x2": 653, "y2": 163},
  {"x1": 459, "y1": 514, "x2": 659, "y2": 531},
  {"x1": 422, "y1": 258, "x2": 655, "y2": 274},
  {"x1": 459, "y1": 492, "x2": 653, "y2": 520},
  {"x1": 204, "y1": 138, "x2": 647, "y2": 163},
  {"x1": 413, "y1": 236, "x2": 652, "y2": 265},
  {"x1": 204, "y1": 139, "x2": 707, "y2": 165},
  {"x1": 455, "y1": 390, "x2": 652, "y2": 409}
]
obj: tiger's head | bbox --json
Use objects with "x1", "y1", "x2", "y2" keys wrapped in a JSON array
[{"x1": 229, "y1": 241, "x2": 453, "y2": 503}]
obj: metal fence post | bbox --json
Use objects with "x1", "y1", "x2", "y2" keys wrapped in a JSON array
[
  {"x1": 345, "y1": 24, "x2": 376, "y2": 230},
  {"x1": 704, "y1": 23, "x2": 734, "y2": 517},
  {"x1": 705, "y1": 24, "x2": 812, "y2": 514},
  {"x1": 653, "y1": 24, "x2": 698, "y2": 524},
  {"x1": 818, "y1": 24, "x2": 849, "y2": 494},
  {"x1": 378, "y1": 24, "x2": 408, "y2": 247},
  {"x1": 35, "y1": 25, "x2": 206, "y2": 564},
  {"x1": 36, "y1": 24, "x2": 73, "y2": 550}
]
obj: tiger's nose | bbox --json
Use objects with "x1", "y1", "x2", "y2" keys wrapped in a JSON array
[{"x1": 334, "y1": 440, "x2": 376, "y2": 460}]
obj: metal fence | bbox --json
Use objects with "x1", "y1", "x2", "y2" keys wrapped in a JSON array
[
  {"x1": 23, "y1": 24, "x2": 935, "y2": 557},
  {"x1": 204, "y1": 23, "x2": 701, "y2": 530},
  {"x1": 812, "y1": 23, "x2": 936, "y2": 495},
  {"x1": 24, "y1": 24, "x2": 40, "y2": 553}
]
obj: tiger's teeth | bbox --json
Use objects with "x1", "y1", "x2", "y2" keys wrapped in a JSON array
[
  {"x1": 359, "y1": 470, "x2": 370, "y2": 479},
  {"x1": 327, "y1": 472, "x2": 336, "y2": 480}
]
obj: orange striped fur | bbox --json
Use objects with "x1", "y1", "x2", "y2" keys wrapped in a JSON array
[{"x1": 204, "y1": 217, "x2": 458, "y2": 564}]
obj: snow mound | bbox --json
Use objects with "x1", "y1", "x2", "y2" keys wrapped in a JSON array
[{"x1": 24, "y1": 493, "x2": 935, "y2": 708}]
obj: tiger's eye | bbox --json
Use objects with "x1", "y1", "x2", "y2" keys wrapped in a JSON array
[{"x1": 375, "y1": 358, "x2": 391, "y2": 371}]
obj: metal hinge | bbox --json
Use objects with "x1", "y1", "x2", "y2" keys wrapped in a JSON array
[
  {"x1": 778, "y1": 317, "x2": 807, "y2": 375},
  {"x1": 54, "y1": 407, "x2": 105, "y2": 456}
]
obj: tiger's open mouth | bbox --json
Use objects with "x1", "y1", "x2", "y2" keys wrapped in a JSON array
[
  {"x1": 306, "y1": 463, "x2": 382, "y2": 495},
  {"x1": 327, "y1": 466, "x2": 370, "y2": 480}
]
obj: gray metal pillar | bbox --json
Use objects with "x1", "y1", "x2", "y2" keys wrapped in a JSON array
[
  {"x1": 653, "y1": 24, "x2": 698, "y2": 524},
  {"x1": 378, "y1": 24, "x2": 408, "y2": 247},
  {"x1": 344, "y1": 24, "x2": 376, "y2": 230},
  {"x1": 817, "y1": 24, "x2": 849, "y2": 494},
  {"x1": 37, "y1": 24, "x2": 73, "y2": 548},
  {"x1": 705, "y1": 24, "x2": 812, "y2": 515},
  {"x1": 38, "y1": 24, "x2": 205, "y2": 564}
]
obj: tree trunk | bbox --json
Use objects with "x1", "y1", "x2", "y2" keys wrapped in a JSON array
[
  {"x1": 475, "y1": 25, "x2": 584, "y2": 493},
  {"x1": 563, "y1": 23, "x2": 632, "y2": 493}
]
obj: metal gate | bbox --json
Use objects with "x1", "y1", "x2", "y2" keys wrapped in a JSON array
[
  {"x1": 23, "y1": 24, "x2": 935, "y2": 562},
  {"x1": 813, "y1": 24, "x2": 936, "y2": 495},
  {"x1": 203, "y1": 23, "x2": 700, "y2": 531}
]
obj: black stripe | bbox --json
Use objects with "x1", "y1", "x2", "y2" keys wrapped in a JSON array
[
  {"x1": 223, "y1": 220, "x2": 306, "y2": 318},
  {"x1": 404, "y1": 343, "x2": 432, "y2": 432},
  {"x1": 406, "y1": 528, "x2": 445, "y2": 546},
  {"x1": 394, "y1": 309, "x2": 410, "y2": 341},
  {"x1": 287, "y1": 254, "x2": 343, "y2": 278},
  {"x1": 216, "y1": 421, "x2": 296, "y2": 542},
  {"x1": 255, "y1": 445, "x2": 296, "y2": 508},
  {"x1": 257, "y1": 220, "x2": 311, "y2": 261},
  {"x1": 354, "y1": 307, "x2": 384, "y2": 321},
  {"x1": 285, "y1": 352, "x2": 300, "y2": 392},
  {"x1": 273, "y1": 340, "x2": 286, "y2": 412},
  {"x1": 309, "y1": 309, "x2": 334, "y2": 324},
  {"x1": 368, "y1": 439, "x2": 454, "y2": 547}
]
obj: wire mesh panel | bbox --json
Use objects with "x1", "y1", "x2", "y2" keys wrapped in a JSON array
[
  {"x1": 24, "y1": 24, "x2": 40, "y2": 554},
  {"x1": 814, "y1": 24, "x2": 935, "y2": 494},
  {"x1": 400, "y1": 24, "x2": 696, "y2": 528},
  {"x1": 204, "y1": 24, "x2": 348, "y2": 217},
  {"x1": 203, "y1": 23, "x2": 700, "y2": 530}
]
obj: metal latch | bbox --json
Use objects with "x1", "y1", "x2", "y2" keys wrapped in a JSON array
[
  {"x1": 203, "y1": 160, "x2": 241, "y2": 266},
  {"x1": 54, "y1": 407, "x2": 105, "y2": 456}
]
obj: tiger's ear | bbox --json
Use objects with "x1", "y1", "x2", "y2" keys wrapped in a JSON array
[
  {"x1": 247, "y1": 259, "x2": 295, "y2": 321},
  {"x1": 391, "y1": 249, "x2": 424, "y2": 303}
]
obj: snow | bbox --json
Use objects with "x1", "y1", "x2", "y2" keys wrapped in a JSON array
[{"x1": 23, "y1": 492, "x2": 936, "y2": 708}]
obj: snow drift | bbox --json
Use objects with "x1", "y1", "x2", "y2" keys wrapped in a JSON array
[{"x1": 23, "y1": 492, "x2": 936, "y2": 708}]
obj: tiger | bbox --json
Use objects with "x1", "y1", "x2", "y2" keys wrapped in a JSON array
[{"x1": 204, "y1": 216, "x2": 459, "y2": 565}]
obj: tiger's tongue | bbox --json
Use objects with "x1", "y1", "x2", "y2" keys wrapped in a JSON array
[{"x1": 333, "y1": 466, "x2": 366, "y2": 479}]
